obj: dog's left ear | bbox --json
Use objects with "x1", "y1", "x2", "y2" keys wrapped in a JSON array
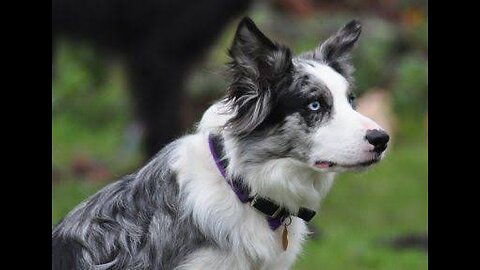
[
  {"x1": 225, "y1": 17, "x2": 292, "y2": 136},
  {"x1": 310, "y1": 20, "x2": 362, "y2": 79}
]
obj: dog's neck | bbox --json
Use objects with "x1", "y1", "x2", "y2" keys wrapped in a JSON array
[
  {"x1": 221, "y1": 132, "x2": 336, "y2": 213},
  {"x1": 197, "y1": 102, "x2": 336, "y2": 213}
]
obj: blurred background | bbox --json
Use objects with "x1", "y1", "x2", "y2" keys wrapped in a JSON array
[{"x1": 52, "y1": 0, "x2": 427, "y2": 269}]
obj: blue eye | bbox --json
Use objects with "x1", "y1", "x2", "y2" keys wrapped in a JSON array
[{"x1": 307, "y1": 101, "x2": 321, "y2": 111}]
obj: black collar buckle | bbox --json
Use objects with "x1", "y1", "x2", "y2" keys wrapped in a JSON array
[{"x1": 250, "y1": 195, "x2": 288, "y2": 219}]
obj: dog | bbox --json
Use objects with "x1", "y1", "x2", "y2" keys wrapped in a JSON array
[
  {"x1": 52, "y1": 17, "x2": 389, "y2": 269},
  {"x1": 52, "y1": 0, "x2": 251, "y2": 157}
]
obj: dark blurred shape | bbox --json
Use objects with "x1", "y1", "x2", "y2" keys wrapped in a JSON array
[
  {"x1": 273, "y1": 0, "x2": 314, "y2": 16},
  {"x1": 52, "y1": 0, "x2": 251, "y2": 158},
  {"x1": 382, "y1": 233, "x2": 428, "y2": 252}
]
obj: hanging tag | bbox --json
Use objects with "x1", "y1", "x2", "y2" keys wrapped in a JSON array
[
  {"x1": 282, "y1": 225, "x2": 288, "y2": 251},
  {"x1": 282, "y1": 216, "x2": 292, "y2": 251}
]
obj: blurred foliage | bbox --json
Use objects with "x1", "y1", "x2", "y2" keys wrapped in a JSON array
[
  {"x1": 392, "y1": 53, "x2": 428, "y2": 117},
  {"x1": 354, "y1": 19, "x2": 397, "y2": 95},
  {"x1": 52, "y1": 41, "x2": 142, "y2": 177}
]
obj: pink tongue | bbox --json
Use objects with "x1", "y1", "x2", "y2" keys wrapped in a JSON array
[{"x1": 316, "y1": 162, "x2": 330, "y2": 169}]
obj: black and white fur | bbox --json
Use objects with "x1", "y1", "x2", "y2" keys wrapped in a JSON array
[{"x1": 52, "y1": 17, "x2": 389, "y2": 270}]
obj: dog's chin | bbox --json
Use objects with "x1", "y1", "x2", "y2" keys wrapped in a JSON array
[{"x1": 311, "y1": 158, "x2": 381, "y2": 172}]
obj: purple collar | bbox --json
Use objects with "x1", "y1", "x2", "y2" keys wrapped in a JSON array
[
  {"x1": 208, "y1": 134, "x2": 316, "y2": 230},
  {"x1": 207, "y1": 134, "x2": 250, "y2": 203}
]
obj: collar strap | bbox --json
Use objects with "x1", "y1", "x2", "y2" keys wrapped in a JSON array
[{"x1": 207, "y1": 133, "x2": 316, "y2": 230}]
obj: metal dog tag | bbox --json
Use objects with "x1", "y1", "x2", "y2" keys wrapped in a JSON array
[{"x1": 282, "y1": 225, "x2": 288, "y2": 251}]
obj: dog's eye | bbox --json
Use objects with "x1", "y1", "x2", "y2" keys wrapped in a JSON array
[{"x1": 307, "y1": 101, "x2": 321, "y2": 111}]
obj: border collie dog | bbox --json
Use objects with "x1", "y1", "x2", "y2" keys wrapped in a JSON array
[{"x1": 52, "y1": 17, "x2": 389, "y2": 270}]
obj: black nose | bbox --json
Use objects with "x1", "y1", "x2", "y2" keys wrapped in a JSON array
[{"x1": 365, "y1": 129, "x2": 390, "y2": 153}]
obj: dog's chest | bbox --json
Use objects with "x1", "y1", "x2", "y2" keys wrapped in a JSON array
[
  {"x1": 177, "y1": 215, "x2": 309, "y2": 270},
  {"x1": 174, "y1": 136, "x2": 312, "y2": 269},
  {"x1": 251, "y1": 217, "x2": 309, "y2": 269}
]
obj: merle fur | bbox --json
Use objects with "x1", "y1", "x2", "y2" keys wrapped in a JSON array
[
  {"x1": 225, "y1": 17, "x2": 294, "y2": 136},
  {"x1": 52, "y1": 141, "x2": 215, "y2": 269}
]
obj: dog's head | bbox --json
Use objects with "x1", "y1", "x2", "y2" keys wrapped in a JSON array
[{"x1": 223, "y1": 17, "x2": 389, "y2": 172}]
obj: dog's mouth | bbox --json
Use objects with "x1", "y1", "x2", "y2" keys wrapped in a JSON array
[{"x1": 314, "y1": 158, "x2": 380, "y2": 170}]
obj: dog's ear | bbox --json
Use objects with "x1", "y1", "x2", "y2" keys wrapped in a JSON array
[
  {"x1": 225, "y1": 17, "x2": 292, "y2": 136},
  {"x1": 311, "y1": 20, "x2": 361, "y2": 79}
]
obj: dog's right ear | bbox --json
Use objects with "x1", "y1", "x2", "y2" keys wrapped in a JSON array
[
  {"x1": 225, "y1": 17, "x2": 292, "y2": 136},
  {"x1": 306, "y1": 20, "x2": 362, "y2": 80}
]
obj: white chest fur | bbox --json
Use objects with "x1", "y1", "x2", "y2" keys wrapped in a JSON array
[
  {"x1": 177, "y1": 218, "x2": 308, "y2": 270},
  {"x1": 172, "y1": 134, "x2": 335, "y2": 269}
]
